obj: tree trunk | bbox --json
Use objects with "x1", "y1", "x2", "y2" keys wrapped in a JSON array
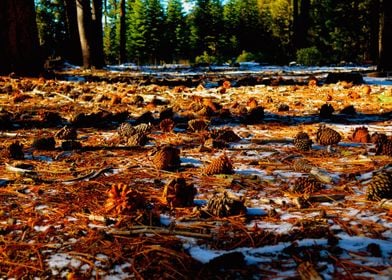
[
  {"x1": 64, "y1": 0, "x2": 82, "y2": 65},
  {"x1": 0, "y1": 0, "x2": 42, "y2": 75},
  {"x1": 379, "y1": 0, "x2": 392, "y2": 71},
  {"x1": 119, "y1": 0, "x2": 126, "y2": 63},
  {"x1": 368, "y1": 0, "x2": 379, "y2": 64},
  {"x1": 76, "y1": 0, "x2": 92, "y2": 68},
  {"x1": 91, "y1": 0, "x2": 105, "y2": 67},
  {"x1": 293, "y1": 0, "x2": 310, "y2": 52}
]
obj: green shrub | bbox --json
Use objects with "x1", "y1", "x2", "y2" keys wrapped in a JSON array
[
  {"x1": 236, "y1": 50, "x2": 256, "y2": 63},
  {"x1": 195, "y1": 51, "x2": 217, "y2": 65},
  {"x1": 296, "y1": 47, "x2": 322, "y2": 66}
]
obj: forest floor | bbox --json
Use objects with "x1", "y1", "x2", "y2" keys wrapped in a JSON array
[{"x1": 1, "y1": 68, "x2": 392, "y2": 279}]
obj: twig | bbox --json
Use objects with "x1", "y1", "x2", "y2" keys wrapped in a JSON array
[{"x1": 108, "y1": 227, "x2": 212, "y2": 239}]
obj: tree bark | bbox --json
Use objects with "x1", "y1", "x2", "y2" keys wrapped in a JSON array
[
  {"x1": 76, "y1": 0, "x2": 92, "y2": 68},
  {"x1": 0, "y1": 0, "x2": 42, "y2": 75},
  {"x1": 64, "y1": 0, "x2": 82, "y2": 65},
  {"x1": 379, "y1": 0, "x2": 392, "y2": 71},
  {"x1": 91, "y1": 0, "x2": 105, "y2": 67},
  {"x1": 293, "y1": 0, "x2": 310, "y2": 51}
]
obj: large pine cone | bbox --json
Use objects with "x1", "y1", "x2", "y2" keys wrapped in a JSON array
[
  {"x1": 293, "y1": 132, "x2": 313, "y2": 151},
  {"x1": 244, "y1": 106, "x2": 264, "y2": 124},
  {"x1": 371, "y1": 132, "x2": 388, "y2": 145},
  {"x1": 159, "y1": 118, "x2": 175, "y2": 132},
  {"x1": 55, "y1": 125, "x2": 77, "y2": 140},
  {"x1": 319, "y1": 103, "x2": 334, "y2": 118},
  {"x1": 203, "y1": 154, "x2": 233, "y2": 175},
  {"x1": 293, "y1": 158, "x2": 314, "y2": 173},
  {"x1": 213, "y1": 129, "x2": 241, "y2": 143},
  {"x1": 162, "y1": 177, "x2": 197, "y2": 207},
  {"x1": 366, "y1": 171, "x2": 392, "y2": 201},
  {"x1": 152, "y1": 145, "x2": 181, "y2": 170},
  {"x1": 117, "y1": 122, "x2": 136, "y2": 138},
  {"x1": 316, "y1": 125, "x2": 341, "y2": 146},
  {"x1": 133, "y1": 123, "x2": 153, "y2": 134},
  {"x1": 204, "y1": 192, "x2": 246, "y2": 217},
  {"x1": 104, "y1": 183, "x2": 146, "y2": 214},
  {"x1": 127, "y1": 132, "x2": 148, "y2": 146},
  {"x1": 352, "y1": 126, "x2": 370, "y2": 143},
  {"x1": 7, "y1": 141, "x2": 24, "y2": 159},
  {"x1": 292, "y1": 176, "x2": 323, "y2": 194},
  {"x1": 188, "y1": 119, "x2": 209, "y2": 132},
  {"x1": 376, "y1": 139, "x2": 392, "y2": 156}
]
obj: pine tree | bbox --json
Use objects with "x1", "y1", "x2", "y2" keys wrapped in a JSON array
[
  {"x1": 127, "y1": 0, "x2": 147, "y2": 64},
  {"x1": 166, "y1": 0, "x2": 189, "y2": 62},
  {"x1": 145, "y1": 0, "x2": 165, "y2": 64}
]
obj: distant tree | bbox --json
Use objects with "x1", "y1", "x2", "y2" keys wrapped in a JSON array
[
  {"x1": 76, "y1": 0, "x2": 104, "y2": 68},
  {"x1": 0, "y1": 0, "x2": 42, "y2": 75},
  {"x1": 64, "y1": 0, "x2": 82, "y2": 64},
  {"x1": 35, "y1": 0, "x2": 67, "y2": 59},
  {"x1": 127, "y1": 0, "x2": 147, "y2": 64},
  {"x1": 145, "y1": 0, "x2": 165, "y2": 64},
  {"x1": 189, "y1": 0, "x2": 224, "y2": 60},
  {"x1": 378, "y1": 0, "x2": 392, "y2": 71},
  {"x1": 166, "y1": 0, "x2": 189, "y2": 62},
  {"x1": 119, "y1": 0, "x2": 126, "y2": 63}
]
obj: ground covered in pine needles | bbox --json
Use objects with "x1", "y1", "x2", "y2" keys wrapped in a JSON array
[{"x1": 1, "y1": 69, "x2": 392, "y2": 279}]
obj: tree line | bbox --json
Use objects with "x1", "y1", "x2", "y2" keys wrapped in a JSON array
[{"x1": 0, "y1": 0, "x2": 391, "y2": 75}]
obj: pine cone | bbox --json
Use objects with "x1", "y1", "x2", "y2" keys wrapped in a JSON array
[
  {"x1": 293, "y1": 132, "x2": 313, "y2": 151},
  {"x1": 292, "y1": 176, "x2": 323, "y2": 194},
  {"x1": 203, "y1": 154, "x2": 233, "y2": 175},
  {"x1": 117, "y1": 122, "x2": 135, "y2": 138},
  {"x1": 204, "y1": 192, "x2": 246, "y2": 217},
  {"x1": 371, "y1": 132, "x2": 388, "y2": 145},
  {"x1": 316, "y1": 125, "x2": 341, "y2": 146},
  {"x1": 376, "y1": 139, "x2": 392, "y2": 156},
  {"x1": 319, "y1": 103, "x2": 334, "y2": 118},
  {"x1": 214, "y1": 129, "x2": 241, "y2": 143},
  {"x1": 127, "y1": 132, "x2": 148, "y2": 146},
  {"x1": 352, "y1": 126, "x2": 370, "y2": 143},
  {"x1": 162, "y1": 177, "x2": 197, "y2": 207},
  {"x1": 366, "y1": 171, "x2": 392, "y2": 201},
  {"x1": 55, "y1": 125, "x2": 77, "y2": 140},
  {"x1": 7, "y1": 141, "x2": 24, "y2": 159},
  {"x1": 133, "y1": 123, "x2": 153, "y2": 134},
  {"x1": 159, "y1": 118, "x2": 175, "y2": 132},
  {"x1": 188, "y1": 119, "x2": 209, "y2": 132},
  {"x1": 244, "y1": 106, "x2": 264, "y2": 124},
  {"x1": 293, "y1": 158, "x2": 314, "y2": 172},
  {"x1": 32, "y1": 136, "x2": 56, "y2": 150},
  {"x1": 152, "y1": 145, "x2": 181, "y2": 170},
  {"x1": 104, "y1": 183, "x2": 145, "y2": 214}
]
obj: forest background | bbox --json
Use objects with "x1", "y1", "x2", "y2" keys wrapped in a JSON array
[{"x1": 0, "y1": 0, "x2": 391, "y2": 75}]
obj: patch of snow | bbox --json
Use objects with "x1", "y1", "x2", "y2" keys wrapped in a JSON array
[{"x1": 34, "y1": 225, "x2": 51, "y2": 232}]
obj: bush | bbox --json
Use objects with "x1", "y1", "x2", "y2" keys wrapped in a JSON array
[
  {"x1": 236, "y1": 50, "x2": 256, "y2": 63},
  {"x1": 296, "y1": 47, "x2": 323, "y2": 66},
  {"x1": 195, "y1": 51, "x2": 217, "y2": 65}
]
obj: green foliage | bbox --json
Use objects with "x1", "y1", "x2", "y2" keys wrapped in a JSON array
[
  {"x1": 236, "y1": 50, "x2": 256, "y2": 63},
  {"x1": 127, "y1": 0, "x2": 148, "y2": 64},
  {"x1": 35, "y1": 0, "x2": 67, "y2": 58},
  {"x1": 166, "y1": 0, "x2": 189, "y2": 62},
  {"x1": 296, "y1": 47, "x2": 322, "y2": 66},
  {"x1": 195, "y1": 51, "x2": 217, "y2": 65}
]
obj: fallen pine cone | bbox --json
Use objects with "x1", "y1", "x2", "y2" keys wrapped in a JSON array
[
  {"x1": 292, "y1": 176, "x2": 323, "y2": 194},
  {"x1": 152, "y1": 145, "x2": 181, "y2": 170},
  {"x1": 203, "y1": 154, "x2": 233, "y2": 175},
  {"x1": 203, "y1": 192, "x2": 246, "y2": 217},
  {"x1": 7, "y1": 141, "x2": 24, "y2": 159},
  {"x1": 159, "y1": 118, "x2": 175, "y2": 132},
  {"x1": 162, "y1": 177, "x2": 197, "y2": 207},
  {"x1": 188, "y1": 119, "x2": 209, "y2": 132},
  {"x1": 55, "y1": 125, "x2": 78, "y2": 140},
  {"x1": 104, "y1": 183, "x2": 146, "y2": 215},
  {"x1": 351, "y1": 126, "x2": 370, "y2": 143},
  {"x1": 366, "y1": 171, "x2": 392, "y2": 201}
]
